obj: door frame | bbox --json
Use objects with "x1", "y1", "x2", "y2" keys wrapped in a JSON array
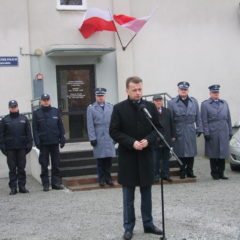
[{"x1": 56, "y1": 64, "x2": 95, "y2": 142}]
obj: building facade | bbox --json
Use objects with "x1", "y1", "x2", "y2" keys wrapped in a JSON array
[{"x1": 1, "y1": 0, "x2": 240, "y2": 177}]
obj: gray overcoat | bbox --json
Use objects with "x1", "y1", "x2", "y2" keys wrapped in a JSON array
[
  {"x1": 201, "y1": 98, "x2": 232, "y2": 158},
  {"x1": 168, "y1": 96, "x2": 202, "y2": 158},
  {"x1": 87, "y1": 101, "x2": 116, "y2": 159}
]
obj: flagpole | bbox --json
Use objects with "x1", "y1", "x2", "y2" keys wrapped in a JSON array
[
  {"x1": 108, "y1": 9, "x2": 125, "y2": 51},
  {"x1": 123, "y1": 33, "x2": 137, "y2": 50}
]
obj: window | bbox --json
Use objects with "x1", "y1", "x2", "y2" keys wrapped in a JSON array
[{"x1": 56, "y1": 0, "x2": 87, "y2": 10}]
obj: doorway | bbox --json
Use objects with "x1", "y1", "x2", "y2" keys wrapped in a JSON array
[{"x1": 56, "y1": 65, "x2": 95, "y2": 142}]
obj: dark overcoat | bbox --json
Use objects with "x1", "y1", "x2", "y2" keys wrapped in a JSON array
[
  {"x1": 201, "y1": 98, "x2": 232, "y2": 158},
  {"x1": 109, "y1": 98, "x2": 161, "y2": 187},
  {"x1": 168, "y1": 96, "x2": 202, "y2": 157},
  {"x1": 156, "y1": 107, "x2": 176, "y2": 147}
]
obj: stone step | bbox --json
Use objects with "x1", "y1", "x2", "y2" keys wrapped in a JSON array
[
  {"x1": 59, "y1": 156, "x2": 118, "y2": 168},
  {"x1": 65, "y1": 176, "x2": 197, "y2": 192}
]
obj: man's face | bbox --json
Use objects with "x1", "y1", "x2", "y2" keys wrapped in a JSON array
[
  {"x1": 95, "y1": 95, "x2": 106, "y2": 104},
  {"x1": 178, "y1": 88, "x2": 189, "y2": 98},
  {"x1": 210, "y1": 91, "x2": 219, "y2": 100},
  {"x1": 41, "y1": 99, "x2": 51, "y2": 107},
  {"x1": 153, "y1": 99, "x2": 163, "y2": 109},
  {"x1": 9, "y1": 106, "x2": 19, "y2": 113},
  {"x1": 126, "y1": 82, "x2": 143, "y2": 101}
]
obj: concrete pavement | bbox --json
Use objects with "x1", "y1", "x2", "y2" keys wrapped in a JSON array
[{"x1": 0, "y1": 158, "x2": 240, "y2": 240}]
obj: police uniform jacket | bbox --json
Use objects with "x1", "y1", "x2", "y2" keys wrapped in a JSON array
[
  {"x1": 32, "y1": 106, "x2": 65, "y2": 146},
  {"x1": 0, "y1": 113, "x2": 33, "y2": 150},
  {"x1": 201, "y1": 98, "x2": 232, "y2": 158},
  {"x1": 168, "y1": 96, "x2": 202, "y2": 158},
  {"x1": 109, "y1": 98, "x2": 162, "y2": 187},
  {"x1": 87, "y1": 101, "x2": 116, "y2": 159}
]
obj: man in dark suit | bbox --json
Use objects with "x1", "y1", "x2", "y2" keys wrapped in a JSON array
[
  {"x1": 152, "y1": 95, "x2": 176, "y2": 182},
  {"x1": 110, "y1": 76, "x2": 163, "y2": 240}
]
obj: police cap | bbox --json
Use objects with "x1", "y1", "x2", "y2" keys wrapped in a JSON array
[
  {"x1": 152, "y1": 94, "x2": 163, "y2": 101},
  {"x1": 208, "y1": 84, "x2": 220, "y2": 92},
  {"x1": 95, "y1": 88, "x2": 107, "y2": 96},
  {"x1": 41, "y1": 93, "x2": 50, "y2": 100},
  {"x1": 177, "y1": 81, "x2": 190, "y2": 89},
  {"x1": 8, "y1": 100, "x2": 18, "y2": 107}
]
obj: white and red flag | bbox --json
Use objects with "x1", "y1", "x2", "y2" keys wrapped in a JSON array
[
  {"x1": 113, "y1": 14, "x2": 151, "y2": 33},
  {"x1": 79, "y1": 8, "x2": 117, "y2": 39}
]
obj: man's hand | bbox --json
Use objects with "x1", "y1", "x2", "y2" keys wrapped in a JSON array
[
  {"x1": 140, "y1": 139, "x2": 148, "y2": 148},
  {"x1": 171, "y1": 138, "x2": 176, "y2": 142},
  {"x1": 204, "y1": 135, "x2": 211, "y2": 141},
  {"x1": 133, "y1": 141, "x2": 143, "y2": 150},
  {"x1": 90, "y1": 140, "x2": 97, "y2": 147}
]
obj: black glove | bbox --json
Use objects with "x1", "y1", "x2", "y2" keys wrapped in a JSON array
[
  {"x1": 90, "y1": 140, "x2": 97, "y2": 147},
  {"x1": 26, "y1": 148, "x2": 32, "y2": 154},
  {"x1": 36, "y1": 144, "x2": 41, "y2": 150},
  {"x1": 60, "y1": 143, "x2": 65, "y2": 148},
  {"x1": 196, "y1": 132, "x2": 202, "y2": 137},
  {"x1": 1, "y1": 149, "x2": 7, "y2": 156},
  {"x1": 204, "y1": 135, "x2": 211, "y2": 141},
  {"x1": 229, "y1": 134, "x2": 233, "y2": 140}
]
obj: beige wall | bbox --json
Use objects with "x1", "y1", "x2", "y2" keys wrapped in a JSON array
[
  {"x1": 114, "y1": 0, "x2": 240, "y2": 124},
  {"x1": 0, "y1": 0, "x2": 32, "y2": 115}
]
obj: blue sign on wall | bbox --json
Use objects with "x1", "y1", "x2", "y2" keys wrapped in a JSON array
[{"x1": 0, "y1": 56, "x2": 18, "y2": 66}]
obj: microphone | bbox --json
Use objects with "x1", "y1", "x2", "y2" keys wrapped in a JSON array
[{"x1": 139, "y1": 103, "x2": 152, "y2": 119}]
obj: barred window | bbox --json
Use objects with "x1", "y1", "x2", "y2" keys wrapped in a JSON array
[{"x1": 57, "y1": 0, "x2": 87, "y2": 10}]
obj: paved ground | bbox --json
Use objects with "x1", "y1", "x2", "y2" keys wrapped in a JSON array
[{"x1": 0, "y1": 158, "x2": 240, "y2": 240}]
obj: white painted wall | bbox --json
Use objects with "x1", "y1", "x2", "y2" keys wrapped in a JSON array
[
  {"x1": 115, "y1": 0, "x2": 240, "y2": 124},
  {"x1": 0, "y1": 0, "x2": 32, "y2": 115}
]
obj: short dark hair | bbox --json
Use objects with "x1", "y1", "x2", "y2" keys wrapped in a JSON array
[{"x1": 126, "y1": 76, "x2": 143, "y2": 89}]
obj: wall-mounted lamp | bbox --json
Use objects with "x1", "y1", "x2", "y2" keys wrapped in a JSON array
[{"x1": 20, "y1": 47, "x2": 43, "y2": 56}]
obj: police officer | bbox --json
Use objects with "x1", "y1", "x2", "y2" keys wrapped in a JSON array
[
  {"x1": 87, "y1": 88, "x2": 116, "y2": 186},
  {"x1": 152, "y1": 95, "x2": 176, "y2": 182},
  {"x1": 0, "y1": 100, "x2": 32, "y2": 195},
  {"x1": 32, "y1": 94, "x2": 65, "y2": 191},
  {"x1": 201, "y1": 85, "x2": 232, "y2": 180},
  {"x1": 168, "y1": 82, "x2": 202, "y2": 179}
]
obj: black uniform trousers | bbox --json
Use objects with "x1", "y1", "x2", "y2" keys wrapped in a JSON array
[
  {"x1": 7, "y1": 149, "x2": 27, "y2": 189},
  {"x1": 39, "y1": 144, "x2": 61, "y2": 187},
  {"x1": 210, "y1": 158, "x2": 225, "y2": 178},
  {"x1": 179, "y1": 157, "x2": 194, "y2": 176},
  {"x1": 97, "y1": 157, "x2": 112, "y2": 182}
]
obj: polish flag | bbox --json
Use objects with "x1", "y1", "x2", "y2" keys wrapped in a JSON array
[
  {"x1": 113, "y1": 14, "x2": 151, "y2": 33},
  {"x1": 79, "y1": 8, "x2": 117, "y2": 39}
]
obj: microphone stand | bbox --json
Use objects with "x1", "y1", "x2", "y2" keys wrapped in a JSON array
[{"x1": 142, "y1": 112, "x2": 186, "y2": 240}]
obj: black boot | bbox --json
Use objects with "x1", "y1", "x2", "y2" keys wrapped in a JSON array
[
  {"x1": 19, "y1": 186, "x2": 29, "y2": 193},
  {"x1": 9, "y1": 188, "x2": 17, "y2": 195}
]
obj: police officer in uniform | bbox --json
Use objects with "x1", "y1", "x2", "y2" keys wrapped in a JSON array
[
  {"x1": 0, "y1": 100, "x2": 32, "y2": 195},
  {"x1": 201, "y1": 85, "x2": 232, "y2": 180},
  {"x1": 32, "y1": 94, "x2": 65, "y2": 191},
  {"x1": 87, "y1": 88, "x2": 116, "y2": 186},
  {"x1": 168, "y1": 82, "x2": 202, "y2": 179}
]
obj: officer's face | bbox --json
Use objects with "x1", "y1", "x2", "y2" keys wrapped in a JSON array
[
  {"x1": 9, "y1": 106, "x2": 19, "y2": 113},
  {"x1": 95, "y1": 95, "x2": 106, "y2": 104},
  {"x1": 178, "y1": 88, "x2": 189, "y2": 98},
  {"x1": 210, "y1": 91, "x2": 219, "y2": 100},
  {"x1": 126, "y1": 82, "x2": 143, "y2": 101},
  {"x1": 41, "y1": 99, "x2": 51, "y2": 107},
  {"x1": 153, "y1": 99, "x2": 163, "y2": 109}
]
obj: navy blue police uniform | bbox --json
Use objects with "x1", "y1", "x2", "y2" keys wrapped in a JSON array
[
  {"x1": 0, "y1": 100, "x2": 33, "y2": 195},
  {"x1": 32, "y1": 94, "x2": 65, "y2": 191}
]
